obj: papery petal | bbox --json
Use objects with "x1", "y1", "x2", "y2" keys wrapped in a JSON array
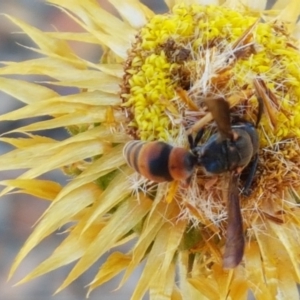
[
  {"x1": 55, "y1": 195, "x2": 152, "y2": 293},
  {"x1": 109, "y1": 0, "x2": 154, "y2": 28},
  {"x1": 0, "y1": 179, "x2": 61, "y2": 201},
  {"x1": 9, "y1": 183, "x2": 102, "y2": 280}
]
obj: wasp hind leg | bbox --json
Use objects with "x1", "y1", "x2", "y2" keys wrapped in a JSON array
[{"x1": 242, "y1": 153, "x2": 259, "y2": 196}]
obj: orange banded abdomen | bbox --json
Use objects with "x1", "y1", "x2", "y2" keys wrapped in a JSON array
[{"x1": 123, "y1": 140, "x2": 197, "y2": 182}]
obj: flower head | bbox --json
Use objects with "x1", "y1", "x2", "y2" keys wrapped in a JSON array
[{"x1": 1, "y1": 0, "x2": 300, "y2": 299}]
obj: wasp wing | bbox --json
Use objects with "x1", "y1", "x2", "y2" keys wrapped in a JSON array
[
  {"x1": 205, "y1": 98, "x2": 233, "y2": 141},
  {"x1": 223, "y1": 172, "x2": 245, "y2": 268}
]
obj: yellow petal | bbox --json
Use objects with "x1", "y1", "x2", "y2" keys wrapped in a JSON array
[
  {"x1": 150, "y1": 262, "x2": 176, "y2": 300},
  {"x1": 184, "y1": 276, "x2": 208, "y2": 299},
  {"x1": 81, "y1": 167, "x2": 132, "y2": 232},
  {"x1": 48, "y1": 4, "x2": 133, "y2": 59},
  {"x1": 96, "y1": 64, "x2": 124, "y2": 78},
  {"x1": 109, "y1": 0, "x2": 154, "y2": 28},
  {"x1": 0, "y1": 91, "x2": 120, "y2": 122},
  {"x1": 196, "y1": 0, "x2": 219, "y2": 4},
  {"x1": 5, "y1": 15, "x2": 75, "y2": 58},
  {"x1": 245, "y1": 241, "x2": 273, "y2": 299},
  {"x1": 16, "y1": 213, "x2": 106, "y2": 285},
  {"x1": 0, "y1": 101, "x2": 94, "y2": 121},
  {"x1": 188, "y1": 278, "x2": 218, "y2": 300},
  {"x1": 0, "y1": 58, "x2": 120, "y2": 92},
  {"x1": 171, "y1": 286, "x2": 183, "y2": 300},
  {"x1": 0, "y1": 137, "x2": 109, "y2": 198},
  {"x1": 49, "y1": 144, "x2": 127, "y2": 202},
  {"x1": 46, "y1": 32, "x2": 98, "y2": 44},
  {"x1": 164, "y1": 0, "x2": 219, "y2": 8},
  {"x1": 39, "y1": 75, "x2": 120, "y2": 91},
  {"x1": 0, "y1": 77, "x2": 58, "y2": 104},
  {"x1": 0, "y1": 134, "x2": 55, "y2": 149},
  {"x1": 0, "y1": 179, "x2": 61, "y2": 201},
  {"x1": 7, "y1": 108, "x2": 114, "y2": 132},
  {"x1": 269, "y1": 222, "x2": 300, "y2": 281},
  {"x1": 131, "y1": 207, "x2": 186, "y2": 300},
  {"x1": 87, "y1": 252, "x2": 132, "y2": 296},
  {"x1": 254, "y1": 225, "x2": 281, "y2": 298},
  {"x1": 120, "y1": 200, "x2": 177, "y2": 286},
  {"x1": 272, "y1": 0, "x2": 300, "y2": 29},
  {"x1": 56, "y1": 90, "x2": 121, "y2": 105},
  {"x1": 48, "y1": 0, "x2": 135, "y2": 41},
  {"x1": 55, "y1": 195, "x2": 152, "y2": 293},
  {"x1": 276, "y1": 259, "x2": 299, "y2": 300},
  {"x1": 9, "y1": 183, "x2": 102, "y2": 280},
  {"x1": 0, "y1": 138, "x2": 58, "y2": 171},
  {"x1": 224, "y1": 0, "x2": 267, "y2": 10}
]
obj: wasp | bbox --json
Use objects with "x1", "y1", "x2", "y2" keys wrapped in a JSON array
[
  {"x1": 123, "y1": 92, "x2": 263, "y2": 268},
  {"x1": 192, "y1": 97, "x2": 262, "y2": 268}
]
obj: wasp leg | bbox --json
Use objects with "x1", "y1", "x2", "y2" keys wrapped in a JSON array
[
  {"x1": 242, "y1": 153, "x2": 258, "y2": 196},
  {"x1": 188, "y1": 128, "x2": 205, "y2": 149}
]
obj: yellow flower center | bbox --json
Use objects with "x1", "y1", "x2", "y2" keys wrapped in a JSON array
[
  {"x1": 122, "y1": 4, "x2": 300, "y2": 145},
  {"x1": 121, "y1": 3, "x2": 300, "y2": 227}
]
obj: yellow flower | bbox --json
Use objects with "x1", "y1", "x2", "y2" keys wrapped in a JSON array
[{"x1": 1, "y1": 0, "x2": 300, "y2": 299}]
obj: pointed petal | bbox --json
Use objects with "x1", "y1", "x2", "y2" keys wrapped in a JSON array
[
  {"x1": 87, "y1": 252, "x2": 131, "y2": 296},
  {"x1": 47, "y1": 0, "x2": 135, "y2": 41},
  {"x1": 269, "y1": 222, "x2": 300, "y2": 281},
  {"x1": 272, "y1": 0, "x2": 300, "y2": 28},
  {"x1": 0, "y1": 179, "x2": 61, "y2": 201},
  {"x1": 55, "y1": 195, "x2": 152, "y2": 293},
  {"x1": 0, "y1": 101, "x2": 95, "y2": 121},
  {"x1": 6, "y1": 107, "x2": 122, "y2": 132},
  {"x1": 149, "y1": 263, "x2": 176, "y2": 300},
  {"x1": 0, "y1": 91, "x2": 121, "y2": 123},
  {"x1": 224, "y1": 0, "x2": 267, "y2": 10},
  {"x1": 188, "y1": 277, "x2": 219, "y2": 300},
  {"x1": 195, "y1": 0, "x2": 219, "y2": 4},
  {"x1": 16, "y1": 213, "x2": 106, "y2": 285},
  {"x1": 9, "y1": 183, "x2": 101, "y2": 280},
  {"x1": 109, "y1": 0, "x2": 154, "y2": 28},
  {"x1": 81, "y1": 167, "x2": 133, "y2": 232},
  {"x1": 0, "y1": 135, "x2": 112, "y2": 197},
  {"x1": 131, "y1": 208, "x2": 186, "y2": 300},
  {"x1": 245, "y1": 241, "x2": 273, "y2": 299},
  {"x1": 0, "y1": 77, "x2": 58, "y2": 104},
  {"x1": 52, "y1": 144, "x2": 127, "y2": 201},
  {"x1": 254, "y1": 226, "x2": 282, "y2": 298},
  {"x1": 46, "y1": 32, "x2": 98, "y2": 44},
  {"x1": 165, "y1": 0, "x2": 220, "y2": 7},
  {"x1": 5, "y1": 15, "x2": 75, "y2": 58},
  {"x1": 0, "y1": 58, "x2": 121, "y2": 92},
  {"x1": 119, "y1": 200, "x2": 176, "y2": 287},
  {"x1": 48, "y1": 5, "x2": 133, "y2": 58}
]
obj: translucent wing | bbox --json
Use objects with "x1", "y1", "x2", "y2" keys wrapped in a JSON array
[{"x1": 223, "y1": 172, "x2": 245, "y2": 268}]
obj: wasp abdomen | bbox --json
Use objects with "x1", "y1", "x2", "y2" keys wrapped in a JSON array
[{"x1": 123, "y1": 141, "x2": 196, "y2": 183}]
